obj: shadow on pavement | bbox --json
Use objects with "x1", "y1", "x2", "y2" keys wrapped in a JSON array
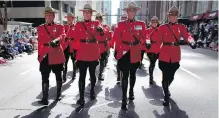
[
  {"x1": 67, "y1": 81, "x2": 101, "y2": 118},
  {"x1": 141, "y1": 82, "x2": 164, "y2": 106},
  {"x1": 67, "y1": 99, "x2": 98, "y2": 118},
  {"x1": 105, "y1": 84, "x2": 122, "y2": 108},
  {"x1": 21, "y1": 101, "x2": 58, "y2": 118},
  {"x1": 136, "y1": 68, "x2": 149, "y2": 77},
  {"x1": 13, "y1": 115, "x2": 20, "y2": 118},
  {"x1": 117, "y1": 101, "x2": 139, "y2": 118},
  {"x1": 153, "y1": 98, "x2": 189, "y2": 118}
]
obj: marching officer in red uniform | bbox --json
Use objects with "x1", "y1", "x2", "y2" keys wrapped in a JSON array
[
  {"x1": 37, "y1": 6, "x2": 66, "y2": 105},
  {"x1": 95, "y1": 13, "x2": 112, "y2": 81},
  {"x1": 145, "y1": 16, "x2": 161, "y2": 85},
  {"x1": 112, "y1": 13, "x2": 127, "y2": 83},
  {"x1": 62, "y1": 12, "x2": 78, "y2": 83},
  {"x1": 74, "y1": 4, "x2": 103, "y2": 106},
  {"x1": 114, "y1": 2, "x2": 148, "y2": 110},
  {"x1": 156, "y1": 6, "x2": 196, "y2": 106}
]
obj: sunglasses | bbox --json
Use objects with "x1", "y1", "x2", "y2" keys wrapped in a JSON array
[{"x1": 151, "y1": 21, "x2": 158, "y2": 23}]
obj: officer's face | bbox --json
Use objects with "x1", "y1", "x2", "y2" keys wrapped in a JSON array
[
  {"x1": 45, "y1": 12, "x2": 55, "y2": 23},
  {"x1": 151, "y1": 20, "x2": 158, "y2": 28},
  {"x1": 127, "y1": 8, "x2": 137, "y2": 20},
  {"x1": 96, "y1": 17, "x2": 102, "y2": 23},
  {"x1": 83, "y1": 11, "x2": 92, "y2": 20},
  {"x1": 67, "y1": 16, "x2": 74, "y2": 24},
  {"x1": 168, "y1": 13, "x2": 178, "y2": 23}
]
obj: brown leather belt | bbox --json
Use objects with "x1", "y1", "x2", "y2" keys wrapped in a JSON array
[
  {"x1": 69, "y1": 38, "x2": 74, "y2": 40},
  {"x1": 43, "y1": 43, "x2": 50, "y2": 46},
  {"x1": 122, "y1": 40, "x2": 139, "y2": 46},
  {"x1": 151, "y1": 40, "x2": 156, "y2": 44},
  {"x1": 163, "y1": 42, "x2": 179, "y2": 46},
  {"x1": 98, "y1": 40, "x2": 107, "y2": 44},
  {"x1": 80, "y1": 39, "x2": 97, "y2": 43}
]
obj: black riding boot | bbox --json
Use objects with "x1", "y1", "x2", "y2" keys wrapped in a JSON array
[
  {"x1": 38, "y1": 83, "x2": 49, "y2": 105},
  {"x1": 121, "y1": 77, "x2": 128, "y2": 110},
  {"x1": 77, "y1": 80, "x2": 85, "y2": 106},
  {"x1": 90, "y1": 77, "x2": 96, "y2": 100},
  {"x1": 149, "y1": 66, "x2": 155, "y2": 85},
  {"x1": 72, "y1": 66, "x2": 77, "y2": 80},
  {"x1": 63, "y1": 63, "x2": 67, "y2": 83},
  {"x1": 117, "y1": 69, "x2": 121, "y2": 82},
  {"x1": 162, "y1": 81, "x2": 170, "y2": 106},
  {"x1": 98, "y1": 63, "x2": 104, "y2": 81},
  {"x1": 56, "y1": 81, "x2": 62, "y2": 101}
]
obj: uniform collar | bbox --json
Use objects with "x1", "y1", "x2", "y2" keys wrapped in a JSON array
[
  {"x1": 128, "y1": 19, "x2": 135, "y2": 23},
  {"x1": 68, "y1": 23, "x2": 74, "y2": 26},
  {"x1": 46, "y1": 22, "x2": 54, "y2": 26},
  {"x1": 151, "y1": 27, "x2": 158, "y2": 31},
  {"x1": 169, "y1": 22, "x2": 177, "y2": 25},
  {"x1": 84, "y1": 19, "x2": 91, "y2": 22}
]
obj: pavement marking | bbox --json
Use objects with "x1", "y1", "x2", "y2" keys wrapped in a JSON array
[
  {"x1": 19, "y1": 68, "x2": 36, "y2": 75},
  {"x1": 180, "y1": 67, "x2": 203, "y2": 80},
  {"x1": 90, "y1": 101, "x2": 114, "y2": 110}
]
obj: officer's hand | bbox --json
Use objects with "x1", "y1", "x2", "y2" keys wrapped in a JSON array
[
  {"x1": 65, "y1": 38, "x2": 68, "y2": 42},
  {"x1": 50, "y1": 40, "x2": 60, "y2": 47},
  {"x1": 96, "y1": 26, "x2": 104, "y2": 33},
  {"x1": 114, "y1": 51, "x2": 117, "y2": 59},
  {"x1": 189, "y1": 42, "x2": 196, "y2": 49},
  {"x1": 145, "y1": 40, "x2": 151, "y2": 49}
]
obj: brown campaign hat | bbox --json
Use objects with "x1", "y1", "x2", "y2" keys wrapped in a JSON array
[
  {"x1": 79, "y1": 4, "x2": 97, "y2": 12},
  {"x1": 42, "y1": 6, "x2": 58, "y2": 14},
  {"x1": 122, "y1": 2, "x2": 141, "y2": 11},
  {"x1": 65, "y1": 12, "x2": 75, "y2": 18},
  {"x1": 167, "y1": 6, "x2": 179, "y2": 15},
  {"x1": 151, "y1": 16, "x2": 159, "y2": 21}
]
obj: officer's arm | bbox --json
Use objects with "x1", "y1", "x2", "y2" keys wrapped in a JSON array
[
  {"x1": 181, "y1": 25, "x2": 195, "y2": 44},
  {"x1": 37, "y1": 26, "x2": 43, "y2": 57},
  {"x1": 141, "y1": 23, "x2": 148, "y2": 45},
  {"x1": 73, "y1": 22, "x2": 80, "y2": 44},
  {"x1": 114, "y1": 24, "x2": 122, "y2": 51},
  {"x1": 156, "y1": 25, "x2": 164, "y2": 47},
  {"x1": 58, "y1": 25, "x2": 66, "y2": 44}
]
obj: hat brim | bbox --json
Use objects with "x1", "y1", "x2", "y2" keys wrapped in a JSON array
[
  {"x1": 79, "y1": 9, "x2": 97, "y2": 12},
  {"x1": 42, "y1": 11, "x2": 58, "y2": 14},
  {"x1": 122, "y1": 7, "x2": 141, "y2": 11},
  {"x1": 64, "y1": 16, "x2": 75, "y2": 18},
  {"x1": 167, "y1": 12, "x2": 179, "y2": 15}
]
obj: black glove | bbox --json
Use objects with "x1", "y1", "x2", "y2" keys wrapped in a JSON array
[
  {"x1": 145, "y1": 40, "x2": 151, "y2": 49},
  {"x1": 146, "y1": 43, "x2": 151, "y2": 49},
  {"x1": 114, "y1": 51, "x2": 117, "y2": 59},
  {"x1": 189, "y1": 42, "x2": 196, "y2": 49},
  {"x1": 96, "y1": 26, "x2": 104, "y2": 33},
  {"x1": 49, "y1": 40, "x2": 60, "y2": 47},
  {"x1": 65, "y1": 38, "x2": 68, "y2": 42}
]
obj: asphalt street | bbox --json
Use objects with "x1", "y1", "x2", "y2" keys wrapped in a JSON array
[{"x1": 0, "y1": 45, "x2": 218, "y2": 118}]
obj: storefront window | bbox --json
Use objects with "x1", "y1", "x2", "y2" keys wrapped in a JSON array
[
  {"x1": 212, "y1": 1, "x2": 218, "y2": 11},
  {"x1": 196, "y1": 1, "x2": 208, "y2": 14}
]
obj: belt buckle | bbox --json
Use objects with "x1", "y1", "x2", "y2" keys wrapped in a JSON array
[
  {"x1": 171, "y1": 42, "x2": 175, "y2": 46},
  {"x1": 86, "y1": 39, "x2": 89, "y2": 44},
  {"x1": 130, "y1": 42, "x2": 133, "y2": 47}
]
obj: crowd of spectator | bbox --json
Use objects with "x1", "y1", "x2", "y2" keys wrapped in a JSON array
[
  {"x1": 187, "y1": 20, "x2": 218, "y2": 51},
  {"x1": 0, "y1": 28, "x2": 38, "y2": 61}
]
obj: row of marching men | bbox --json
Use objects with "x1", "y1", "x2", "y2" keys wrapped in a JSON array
[{"x1": 37, "y1": 2, "x2": 197, "y2": 110}]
